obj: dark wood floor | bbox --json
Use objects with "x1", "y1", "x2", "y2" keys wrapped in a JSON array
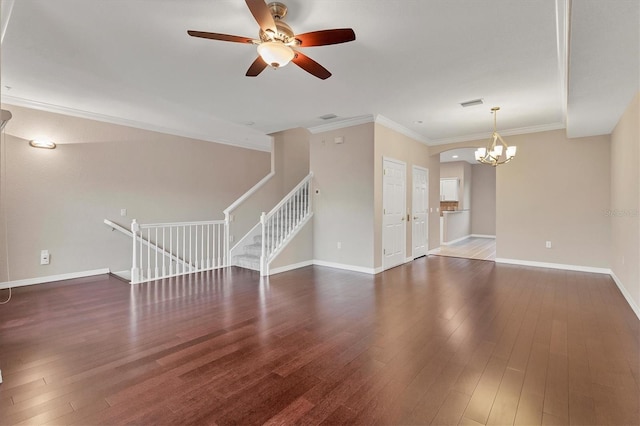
[{"x1": 0, "y1": 257, "x2": 638, "y2": 425}]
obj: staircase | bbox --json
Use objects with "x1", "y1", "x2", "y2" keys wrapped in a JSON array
[
  {"x1": 232, "y1": 172, "x2": 313, "y2": 275},
  {"x1": 235, "y1": 234, "x2": 262, "y2": 271}
]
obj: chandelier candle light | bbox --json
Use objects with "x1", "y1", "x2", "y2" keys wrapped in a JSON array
[{"x1": 475, "y1": 107, "x2": 516, "y2": 166}]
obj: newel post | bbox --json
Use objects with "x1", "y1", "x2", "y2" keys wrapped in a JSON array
[
  {"x1": 130, "y1": 219, "x2": 140, "y2": 284},
  {"x1": 260, "y1": 212, "x2": 267, "y2": 276},
  {"x1": 224, "y1": 212, "x2": 230, "y2": 267}
]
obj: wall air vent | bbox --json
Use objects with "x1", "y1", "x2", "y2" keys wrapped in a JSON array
[
  {"x1": 460, "y1": 99, "x2": 484, "y2": 108},
  {"x1": 319, "y1": 113, "x2": 338, "y2": 120}
]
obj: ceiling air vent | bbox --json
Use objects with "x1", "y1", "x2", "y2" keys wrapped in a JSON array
[
  {"x1": 319, "y1": 113, "x2": 338, "y2": 120},
  {"x1": 460, "y1": 99, "x2": 484, "y2": 108}
]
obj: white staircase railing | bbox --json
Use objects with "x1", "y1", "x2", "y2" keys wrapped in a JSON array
[
  {"x1": 130, "y1": 219, "x2": 227, "y2": 284},
  {"x1": 260, "y1": 172, "x2": 313, "y2": 276}
]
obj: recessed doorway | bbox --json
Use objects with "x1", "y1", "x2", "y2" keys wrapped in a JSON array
[{"x1": 434, "y1": 148, "x2": 496, "y2": 261}]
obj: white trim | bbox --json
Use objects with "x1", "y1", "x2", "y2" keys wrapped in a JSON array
[
  {"x1": 375, "y1": 114, "x2": 431, "y2": 145},
  {"x1": 411, "y1": 165, "x2": 429, "y2": 260},
  {"x1": 494, "y1": 258, "x2": 610, "y2": 274},
  {"x1": 268, "y1": 260, "x2": 314, "y2": 275},
  {"x1": 428, "y1": 122, "x2": 566, "y2": 146},
  {"x1": 223, "y1": 171, "x2": 275, "y2": 215},
  {"x1": 470, "y1": 234, "x2": 496, "y2": 239},
  {"x1": 382, "y1": 157, "x2": 407, "y2": 272},
  {"x1": 312, "y1": 260, "x2": 379, "y2": 275},
  {"x1": 441, "y1": 235, "x2": 471, "y2": 246},
  {"x1": 307, "y1": 114, "x2": 374, "y2": 134},
  {"x1": 555, "y1": 0, "x2": 569, "y2": 126},
  {"x1": 2, "y1": 96, "x2": 271, "y2": 152},
  {"x1": 610, "y1": 271, "x2": 640, "y2": 320},
  {"x1": 0, "y1": 268, "x2": 110, "y2": 290}
]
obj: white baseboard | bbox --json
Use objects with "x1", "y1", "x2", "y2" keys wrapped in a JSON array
[
  {"x1": 441, "y1": 235, "x2": 471, "y2": 246},
  {"x1": 494, "y1": 258, "x2": 610, "y2": 274},
  {"x1": 0, "y1": 268, "x2": 111, "y2": 290},
  {"x1": 312, "y1": 260, "x2": 380, "y2": 275},
  {"x1": 470, "y1": 234, "x2": 496, "y2": 239},
  {"x1": 268, "y1": 260, "x2": 314, "y2": 275},
  {"x1": 610, "y1": 271, "x2": 640, "y2": 320}
]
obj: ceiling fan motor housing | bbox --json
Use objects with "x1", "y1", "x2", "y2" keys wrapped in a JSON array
[{"x1": 259, "y1": 2, "x2": 295, "y2": 44}]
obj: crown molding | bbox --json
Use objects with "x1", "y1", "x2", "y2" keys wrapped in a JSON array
[
  {"x1": 428, "y1": 122, "x2": 566, "y2": 146},
  {"x1": 307, "y1": 114, "x2": 374, "y2": 134},
  {"x1": 374, "y1": 114, "x2": 432, "y2": 145},
  {"x1": 0, "y1": 95, "x2": 272, "y2": 152}
]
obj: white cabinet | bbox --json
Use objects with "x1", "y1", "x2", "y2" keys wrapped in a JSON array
[{"x1": 440, "y1": 178, "x2": 459, "y2": 201}]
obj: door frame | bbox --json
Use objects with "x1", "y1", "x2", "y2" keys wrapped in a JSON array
[
  {"x1": 382, "y1": 157, "x2": 407, "y2": 271},
  {"x1": 412, "y1": 165, "x2": 429, "y2": 259}
]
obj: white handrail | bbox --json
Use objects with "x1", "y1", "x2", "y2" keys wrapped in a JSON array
[
  {"x1": 265, "y1": 172, "x2": 314, "y2": 218},
  {"x1": 223, "y1": 171, "x2": 275, "y2": 215},
  {"x1": 260, "y1": 172, "x2": 313, "y2": 276}
]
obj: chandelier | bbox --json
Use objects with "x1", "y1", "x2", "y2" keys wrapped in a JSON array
[{"x1": 475, "y1": 107, "x2": 516, "y2": 166}]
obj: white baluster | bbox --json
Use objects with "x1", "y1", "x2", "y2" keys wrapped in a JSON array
[
  {"x1": 162, "y1": 227, "x2": 166, "y2": 277},
  {"x1": 207, "y1": 224, "x2": 211, "y2": 269},
  {"x1": 131, "y1": 219, "x2": 140, "y2": 283},
  {"x1": 154, "y1": 227, "x2": 159, "y2": 279},
  {"x1": 194, "y1": 225, "x2": 199, "y2": 271},
  {"x1": 169, "y1": 226, "x2": 173, "y2": 276},
  {"x1": 211, "y1": 223, "x2": 220, "y2": 267},
  {"x1": 201, "y1": 225, "x2": 205, "y2": 270},
  {"x1": 182, "y1": 225, "x2": 186, "y2": 274},
  {"x1": 260, "y1": 212, "x2": 266, "y2": 275},
  {"x1": 218, "y1": 223, "x2": 222, "y2": 266},
  {"x1": 147, "y1": 228, "x2": 151, "y2": 280}
]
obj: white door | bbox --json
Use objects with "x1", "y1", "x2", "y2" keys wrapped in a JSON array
[
  {"x1": 383, "y1": 158, "x2": 406, "y2": 270},
  {"x1": 412, "y1": 166, "x2": 428, "y2": 258}
]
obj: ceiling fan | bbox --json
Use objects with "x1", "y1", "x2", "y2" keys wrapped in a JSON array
[{"x1": 187, "y1": 0, "x2": 356, "y2": 80}]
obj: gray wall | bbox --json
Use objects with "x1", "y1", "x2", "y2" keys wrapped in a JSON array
[
  {"x1": 495, "y1": 129, "x2": 610, "y2": 268},
  {"x1": 470, "y1": 164, "x2": 496, "y2": 236},
  {"x1": 610, "y1": 92, "x2": 639, "y2": 313},
  {"x1": 310, "y1": 123, "x2": 375, "y2": 269},
  {"x1": 0, "y1": 105, "x2": 270, "y2": 282}
]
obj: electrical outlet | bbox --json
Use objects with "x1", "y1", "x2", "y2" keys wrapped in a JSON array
[
  {"x1": 545, "y1": 241, "x2": 552, "y2": 249},
  {"x1": 229, "y1": 235, "x2": 235, "y2": 243},
  {"x1": 120, "y1": 208, "x2": 127, "y2": 217},
  {"x1": 337, "y1": 242, "x2": 342, "y2": 249},
  {"x1": 40, "y1": 250, "x2": 50, "y2": 265}
]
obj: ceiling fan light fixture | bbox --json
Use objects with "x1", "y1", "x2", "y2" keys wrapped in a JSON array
[{"x1": 257, "y1": 41, "x2": 294, "y2": 68}]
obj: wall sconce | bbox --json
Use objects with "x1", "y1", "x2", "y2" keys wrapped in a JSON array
[{"x1": 29, "y1": 139, "x2": 56, "y2": 149}]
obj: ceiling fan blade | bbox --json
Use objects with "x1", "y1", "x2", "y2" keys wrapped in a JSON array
[
  {"x1": 295, "y1": 28, "x2": 356, "y2": 47},
  {"x1": 246, "y1": 56, "x2": 268, "y2": 77},
  {"x1": 245, "y1": 0, "x2": 277, "y2": 34},
  {"x1": 292, "y1": 51, "x2": 331, "y2": 80},
  {"x1": 188, "y1": 30, "x2": 254, "y2": 44}
]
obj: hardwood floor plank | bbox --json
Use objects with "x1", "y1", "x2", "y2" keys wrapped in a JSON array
[
  {"x1": 0, "y1": 262, "x2": 637, "y2": 425},
  {"x1": 462, "y1": 355, "x2": 508, "y2": 424}
]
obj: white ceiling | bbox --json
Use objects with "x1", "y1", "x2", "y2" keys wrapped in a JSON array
[
  {"x1": 1, "y1": 0, "x2": 638, "y2": 150},
  {"x1": 440, "y1": 148, "x2": 477, "y2": 164}
]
